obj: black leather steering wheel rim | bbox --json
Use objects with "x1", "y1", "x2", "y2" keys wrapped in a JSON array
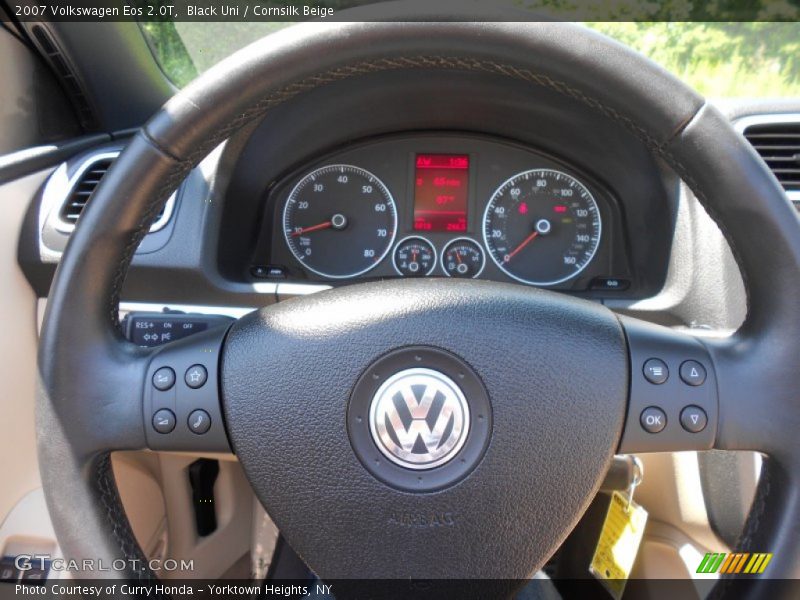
[{"x1": 37, "y1": 21, "x2": 800, "y2": 596}]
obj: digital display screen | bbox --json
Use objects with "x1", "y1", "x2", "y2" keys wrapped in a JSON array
[{"x1": 413, "y1": 154, "x2": 469, "y2": 232}]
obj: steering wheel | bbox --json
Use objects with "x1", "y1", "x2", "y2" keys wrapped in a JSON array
[{"x1": 38, "y1": 21, "x2": 800, "y2": 598}]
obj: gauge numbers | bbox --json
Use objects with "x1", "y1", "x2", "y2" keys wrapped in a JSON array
[
  {"x1": 393, "y1": 236, "x2": 437, "y2": 277},
  {"x1": 283, "y1": 165, "x2": 397, "y2": 279},
  {"x1": 483, "y1": 169, "x2": 601, "y2": 286},
  {"x1": 442, "y1": 238, "x2": 485, "y2": 278}
]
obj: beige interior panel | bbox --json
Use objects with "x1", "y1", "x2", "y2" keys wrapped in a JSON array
[
  {"x1": 112, "y1": 452, "x2": 169, "y2": 560},
  {"x1": 0, "y1": 489, "x2": 58, "y2": 559},
  {"x1": 631, "y1": 519, "x2": 722, "y2": 598},
  {"x1": 634, "y1": 539, "x2": 692, "y2": 580},
  {"x1": 160, "y1": 453, "x2": 253, "y2": 579},
  {"x1": 635, "y1": 452, "x2": 728, "y2": 553},
  {"x1": 0, "y1": 169, "x2": 49, "y2": 523},
  {"x1": 114, "y1": 452, "x2": 254, "y2": 579}
]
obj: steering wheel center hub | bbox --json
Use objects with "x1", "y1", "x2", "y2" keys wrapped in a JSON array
[{"x1": 349, "y1": 346, "x2": 492, "y2": 491}]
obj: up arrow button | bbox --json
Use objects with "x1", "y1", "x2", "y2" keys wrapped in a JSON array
[{"x1": 680, "y1": 360, "x2": 707, "y2": 386}]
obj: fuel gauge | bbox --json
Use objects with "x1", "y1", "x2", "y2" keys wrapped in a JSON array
[
  {"x1": 442, "y1": 238, "x2": 485, "y2": 279},
  {"x1": 393, "y1": 236, "x2": 436, "y2": 277}
]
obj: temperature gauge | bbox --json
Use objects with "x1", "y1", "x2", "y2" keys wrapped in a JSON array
[
  {"x1": 393, "y1": 236, "x2": 437, "y2": 277},
  {"x1": 442, "y1": 238, "x2": 485, "y2": 279}
]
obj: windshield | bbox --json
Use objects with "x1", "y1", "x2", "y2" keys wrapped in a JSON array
[{"x1": 140, "y1": 22, "x2": 800, "y2": 97}]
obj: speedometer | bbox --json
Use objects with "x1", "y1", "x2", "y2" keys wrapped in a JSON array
[
  {"x1": 482, "y1": 169, "x2": 601, "y2": 286},
  {"x1": 283, "y1": 165, "x2": 398, "y2": 279}
]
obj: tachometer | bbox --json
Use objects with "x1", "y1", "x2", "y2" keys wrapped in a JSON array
[
  {"x1": 482, "y1": 169, "x2": 601, "y2": 286},
  {"x1": 283, "y1": 165, "x2": 398, "y2": 279}
]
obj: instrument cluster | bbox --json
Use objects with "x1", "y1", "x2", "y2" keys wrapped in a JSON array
[{"x1": 258, "y1": 134, "x2": 631, "y2": 293}]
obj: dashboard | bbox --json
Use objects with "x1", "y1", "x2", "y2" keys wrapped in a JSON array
[
  {"x1": 253, "y1": 134, "x2": 632, "y2": 293},
  {"x1": 24, "y1": 101, "x2": 798, "y2": 324}
]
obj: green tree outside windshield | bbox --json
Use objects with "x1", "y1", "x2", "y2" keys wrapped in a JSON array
[{"x1": 140, "y1": 21, "x2": 800, "y2": 97}]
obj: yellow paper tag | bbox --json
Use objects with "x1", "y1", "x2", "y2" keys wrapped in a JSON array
[{"x1": 589, "y1": 490, "x2": 648, "y2": 599}]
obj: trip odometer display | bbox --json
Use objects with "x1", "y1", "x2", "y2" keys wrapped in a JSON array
[
  {"x1": 483, "y1": 169, "x2": 601, "y2": 286},
  {"x1": 283, "y1": 165, "x2": 398, "y2": 279}
]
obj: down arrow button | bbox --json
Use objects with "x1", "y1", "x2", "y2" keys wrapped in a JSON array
[{"x1": 680, "y1": 405, "x2": 708, "y2": 433}]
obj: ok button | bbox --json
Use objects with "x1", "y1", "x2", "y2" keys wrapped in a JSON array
[{"x1": 640, "y1": 407, "x2": 667, "y2": 433}]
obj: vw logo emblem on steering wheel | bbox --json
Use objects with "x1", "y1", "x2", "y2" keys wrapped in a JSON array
[{"x1": 369, "y1": 368, "x2": 470, "y2": 470}]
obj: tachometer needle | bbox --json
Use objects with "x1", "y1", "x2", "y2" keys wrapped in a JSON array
[
  {"x1": 291, "y1": 221, "x2": 332, "y2": 237},
  {"x1": 503, "y1": 231, "x2": 539, "y2": 263}
]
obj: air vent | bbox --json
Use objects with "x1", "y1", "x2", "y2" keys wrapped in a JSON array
[
  {"x1": 743, "y1": 123, "x2": 800, "y2": 192},
  {"x1": 741, "y1": 116, "x2": 800, "y2": 212},
  {"x1": 59, "y1": 156, "x2": 114, "y2": 224},
  {"x1": 54, "y1": 151, "x2": 176, "y2": 233}
]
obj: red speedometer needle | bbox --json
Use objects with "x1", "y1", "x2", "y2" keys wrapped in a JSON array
[
  {"x1": 291, "y1": 221, "x2": 332, "y2": 237},
  {"x1": 503, "y1": 231, "x2": 539, "y2": 263}
]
